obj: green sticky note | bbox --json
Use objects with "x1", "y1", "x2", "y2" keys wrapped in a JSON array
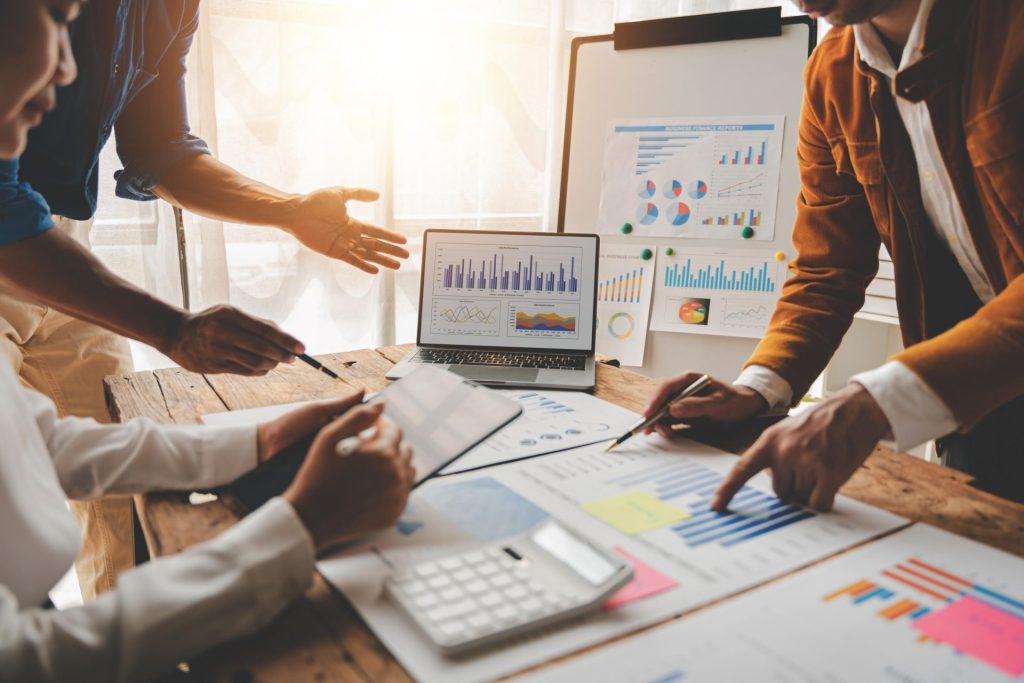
[
  {"x1": 582, "y1": 491, "x2": 691, "y2": 535},
  {"x1": 641, "y1": 248, "x2": 653, "y2": 260},
  {"x1": 741, "y1": 226, "x2": 755, "y2": 239},
  {"x1": 621, "y1": 223, "x2": 633, "y2": 234}
]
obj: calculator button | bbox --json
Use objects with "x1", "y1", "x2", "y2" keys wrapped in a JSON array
[
  {"x1": 465, "y1": 579, "x2": 489, "y2": 594},
  {"x1": 426, "y1": 575, "x2": 452, "y2": 590},
  {"x1": 527, "y1": 580, "x2": 545, "y2": 593},
  {"x1": 400, "y1": 580, "x2": 426, "y2": 596},
  {"x1": 463, "y1": 551, "x2": 486, "y2": 564},
  {"x1": 503, "y1": 585, "x2": 529, "y2": 600},
  {"x1": 439, "y1": 620, "x2": 467, "y2": 639},
  {"x1": 476, "y1": 562, "x2": 499, "y2": 576},
  {"x1": 492, "y1": 605, "x2": 519, "y2": 623},
  {"x1": 479, "y1": 592, "x2": 502, "y2": 607},
  {"x1": 440, "y1": 586, "x2": 465, "y2": 601},
  {"x1": 513, "y1": 568, "x2": 529, "y2": 580},
  {"x1": 413, "y1": 593, "x2": 439, "y2": 609},
  {"x1": 439, "y1": 557, "x2": 463, "y2": 571},
  {"x1": 415, "y1": 562, "x2": 440, "y2": 578},
  {"x1": 467, "y1": 612, "x2": 493, "y2": 629},
  {"x1": 452, "y1": 568, "x2": 475, "y2": 582},
  {"x1": 542, "y1": 591, "x2": 563, "y2": 605},
  {"x1": 520, "y1": 597, "x2": 544, "y2": 615},
  {"x1": 486, "y1": 549, "x2": 504, "y2": 560},
  {"x1": 489, "y1": 574, "x2": 513, "y2": 588},
  {"x1": 425, "y1": 600, "x2": 476, "y2": 623}
]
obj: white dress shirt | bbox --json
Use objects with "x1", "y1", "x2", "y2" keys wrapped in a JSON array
[
  {"x1": 0, "y1": 360, "x2": 315, "y2": 683},
  {"x1": 735, "y1": 0, "x2": 992, "y2": 451}
]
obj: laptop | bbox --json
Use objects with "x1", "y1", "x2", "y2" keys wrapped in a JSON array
[{"x1": 387, "y1": 229, "x2": 599, "y2": 390}]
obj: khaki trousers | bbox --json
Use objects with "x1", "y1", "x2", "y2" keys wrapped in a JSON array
[{"x1": 0, "y1": 217, "x2": 135, "y2": 600}]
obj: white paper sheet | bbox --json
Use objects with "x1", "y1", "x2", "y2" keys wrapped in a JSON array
[
  {"x1": 596, "y1": 116, "x2": 784, "y2": 241},
  {"x1": 518, "y1": 524, "x2": 1024, "y2": 682},
  {"x1": 317, "y1": 434, "x2": 907, "y2": 683},
  {"x1": 440, "y1": 390, "x2": 638, "y2": 475},
  {"x1": 593, "y1": 243, "x2": 656, "y2": 366},
  {"x1": 648, "y1": 246, "x2": 787, "y2": 338},
  {"x1": 199, "y1": 401, "x2": 311, "y2": 426}
]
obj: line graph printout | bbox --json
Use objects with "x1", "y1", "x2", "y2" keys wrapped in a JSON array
[
  {"x1": 596, "y1": 116, "x2": 785, "y2": 240},
  {"x1": 317, "y1": 435, "x2": 904, "y2": 683},
  {"x1": 419, "y1": 232, "x2": 597, "y2": 351},
  {"x1": 595, "y1": 243, "x2": 655, "y2": 366},
  {"x1": 519, "y1": 525, "x2": 1024, "y2": 683},
  {"x1": 651, "y1": 248, "x2": 787, "y2": 338}
]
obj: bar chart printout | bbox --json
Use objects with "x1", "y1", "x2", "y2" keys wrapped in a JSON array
[
  {"x1": 318, "y1": 433, "x2": 904, "y2": 683},
  {"x1": 517, "y1": 525, "x2": 1024, "y2": 683},
  {"x1": 651, "y1": 248, "x2": 787, "y2": 338}
]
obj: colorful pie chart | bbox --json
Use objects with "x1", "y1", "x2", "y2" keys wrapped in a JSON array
[
  {"x1": 678, "y1": 301, "x2": 707, "y2": 324},
  {"x1": 664, "y1": 180, "x2": 683, "y2": 198},
  {"x1": 638, "y1": 202, "x2": 659, "y2": 226},
  {"x1": 666, "y1": 201, "x2": 691, "y2": 226},
  {"x1": 688, "y1": 180, "x2": 708, "y2": 199},
  {"x1": 638, "y1": 179, "x2": 657, "y2": 198}
]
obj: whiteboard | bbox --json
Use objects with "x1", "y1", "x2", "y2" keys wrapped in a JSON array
[{"x1": 559, "y1": 13, "x2": 815, "y2": 381}]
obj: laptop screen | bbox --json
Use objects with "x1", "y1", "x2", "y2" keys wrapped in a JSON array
[{"x1": 417, "y1": 230, "x2": 599, "y2": 352}]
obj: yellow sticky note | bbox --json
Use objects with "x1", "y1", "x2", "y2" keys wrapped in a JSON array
[{"x1": 582, "y1": 491, "x2": 691, "y2": 535}]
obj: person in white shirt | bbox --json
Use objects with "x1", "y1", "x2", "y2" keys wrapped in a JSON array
[
  {"x1": 645, "y1": 0, "x2": 1024, "y2": 508},
  {"x1": 0, "y1": 4, "x2": 415, "y2": 680}
]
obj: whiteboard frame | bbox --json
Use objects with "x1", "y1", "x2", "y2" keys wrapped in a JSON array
[{"x1": 556, "y1": 10, "x2": 816, "y2": 380}]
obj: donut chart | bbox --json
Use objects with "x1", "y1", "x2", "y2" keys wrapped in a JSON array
[
  {"x1": 666, "y1": 201, "x2": 691, "y2": 226},
  {"x1": 607, "y1": 312, "x2": 635, "y2": 339}
]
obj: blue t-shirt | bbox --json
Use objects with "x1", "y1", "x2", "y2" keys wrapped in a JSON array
[{"x1": 0, "y1": 0, "x2": 209, "y2": 245}]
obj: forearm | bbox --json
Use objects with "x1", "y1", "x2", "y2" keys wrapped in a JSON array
[
  {"x1": 0, "y1": 498, "x2": 314, "y2": 683},
  {"x1": 0, "y1": 229, "x2": 183, "y2": 352},
  {"x1": 154, "y1": 154, "x2": 297, "y2": 229}
]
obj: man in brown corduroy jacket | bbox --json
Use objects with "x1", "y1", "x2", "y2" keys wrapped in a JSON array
[{"x1": 644, "y1": 0, "x2": 1023, "y2": 507}]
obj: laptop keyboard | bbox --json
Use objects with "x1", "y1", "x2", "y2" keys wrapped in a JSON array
[{"x1": 411, "y1": 349, "x2": 587, "y2": 371}]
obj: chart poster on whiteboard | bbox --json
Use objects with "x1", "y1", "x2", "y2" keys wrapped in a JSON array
[
  {"x1": 595, "y1": 243, "x2": 655, "y2": 366},
  {"x1": 596, "y1": 116, "x2": 785, "y2": 241},
  {"x1": 651, "y1": 247, "x2": 788, "y2": 338}
]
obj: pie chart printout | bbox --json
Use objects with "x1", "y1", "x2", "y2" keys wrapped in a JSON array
[{"x1": 638, "y1": 179, "x2": 657, "y2": 198}]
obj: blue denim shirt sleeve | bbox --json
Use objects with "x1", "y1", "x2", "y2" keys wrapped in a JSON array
[
  {"x1": 113, "y1": 0, "x2": 209, "y2": 201},
  {"x1": 0, "y1": 159, "x2": 54, "y2": 246}
]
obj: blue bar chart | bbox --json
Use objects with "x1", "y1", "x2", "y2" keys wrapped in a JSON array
[
  {"x1": 602, "y1": 459, "x2": 817, "y2": 549},
  {"x1": 433, "y1": 242, "x2": 584, "y2": 298},
  {"x1": 662, "y1": 256, "x2": 777, "y2": 293}
]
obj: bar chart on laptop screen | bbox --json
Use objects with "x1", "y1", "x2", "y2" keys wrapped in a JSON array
[{"x1": 425, "y1": 238, "x2": 591, "y2": 346}]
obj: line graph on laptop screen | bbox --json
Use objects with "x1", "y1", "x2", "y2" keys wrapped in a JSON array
[{"x1": 419, "y1": 232, "x2": 598, "y2": 351}]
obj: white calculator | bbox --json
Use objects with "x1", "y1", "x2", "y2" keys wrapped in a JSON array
[{"x1": 386, "y1": 520, "x2": 633, "y2": 655}]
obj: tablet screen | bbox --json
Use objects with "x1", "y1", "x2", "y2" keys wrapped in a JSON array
[{"x1": 378, "y1": 366, "x2": 521, "y2": 486}]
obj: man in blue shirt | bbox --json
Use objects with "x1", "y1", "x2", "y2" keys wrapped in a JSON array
[{"x1": 0, "y1": 0, "x2": 409, "y2": 598}]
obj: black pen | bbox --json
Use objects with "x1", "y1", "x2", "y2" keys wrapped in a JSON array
[
  {"x1": 295, "y1": 352, "x2": 342, "y2": 380},
  {"x1": 605, "y1": 374, "x2": 711, "y2": 452}
]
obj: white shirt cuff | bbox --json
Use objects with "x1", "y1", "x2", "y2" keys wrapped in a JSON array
[
  {"x1": 734, "y1": 365, "x2": 794, "y2": 410},
  {"x1": 851, "y1": 361, "x2": 959, "y2": 452},
  {"x1": 199, "y1": 424, "x2": 260, "y2": 487}
]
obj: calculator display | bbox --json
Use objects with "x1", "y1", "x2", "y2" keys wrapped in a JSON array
[{"x1": 532, "y1": 522, "x2": 617, "y2": 585}]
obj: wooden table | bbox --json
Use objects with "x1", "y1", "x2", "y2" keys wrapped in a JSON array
[{"x1": 105, "y1": 345, "x2": 1024, "y2": 682}]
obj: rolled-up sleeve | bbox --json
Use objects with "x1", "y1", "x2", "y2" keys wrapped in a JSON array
[
  {"x1": 0, "y1": 159, "x2": 54, "y2": 246},
  {"x1": 113, "y1": 0, "x2": 209, "y2": 201}
]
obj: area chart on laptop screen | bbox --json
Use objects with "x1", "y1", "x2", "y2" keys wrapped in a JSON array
[{"x1": 420, "y1": 234, "x2": 597, "y2": 351}]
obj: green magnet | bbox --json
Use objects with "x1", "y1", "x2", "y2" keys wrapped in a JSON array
[
  {"x1": 620, "y1": 223, "x2": 633, "y2": 234},
  {"x1": 664, "y1": 247, "x2": 675, "y2": 256},
  {"x1": 640, "y1": 248, "x2": 653, "y2": 260},
  {"x1": 741, "y1": 226, "x2": 755, "y2": 239}
]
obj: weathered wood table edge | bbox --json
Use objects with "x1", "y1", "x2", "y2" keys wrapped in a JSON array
[{"x1": 104, "y1": 344, "x2": 1024, "y2": 683}]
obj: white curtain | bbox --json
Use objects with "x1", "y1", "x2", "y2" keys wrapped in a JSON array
[{"x1": 92, "y1": 0, "x2": 805, "y2": 365}]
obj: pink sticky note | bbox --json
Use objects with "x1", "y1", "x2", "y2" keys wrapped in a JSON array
[
  {"x1": 913, "y1": 595, "x2": 1024, "y2": 676},
  {"x1": 603, "y1": 547, "x2": 679, "y2": 610}
]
